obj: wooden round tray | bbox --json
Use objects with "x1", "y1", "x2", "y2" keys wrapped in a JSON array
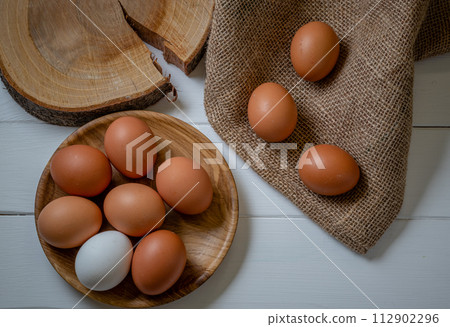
[{"x1": 34, "y1": 111, "x2": 239, "y2": 308}]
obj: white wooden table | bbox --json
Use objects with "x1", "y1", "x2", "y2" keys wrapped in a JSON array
[{"x1": 1, "y1": 46, "x2": 449, "y2": 309}]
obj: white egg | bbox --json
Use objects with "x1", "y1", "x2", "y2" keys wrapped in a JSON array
[{"x1": 75, "y1": 231, "x2": 133, "y2": 291}]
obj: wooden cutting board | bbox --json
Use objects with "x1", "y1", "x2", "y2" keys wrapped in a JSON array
[{"x1": 0, "y1": 0, "x2": 213, "y2": 126}]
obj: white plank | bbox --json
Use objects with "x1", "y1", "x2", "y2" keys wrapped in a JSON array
[
  {"x1": 1, "y1": 122, "x2": 449, "y2": 219},
  {"x1": 399, "y1": 128, "x2": 450, "y2": 218},
  {"x1": 413, "y1": 52, "x2": 450, "y2": 127},
  {"x1": 0, "y1": 216, "x2": 112, "y2": 308},
  {"x1": 0, "y1": 122, "x2": 76, "y2": 215},
  {"x1": 0, "y1": 215, "x2": 449, "y2": 308},
  {"x1": 0, "y1": 51, "x2": 449, "y2": 126}
]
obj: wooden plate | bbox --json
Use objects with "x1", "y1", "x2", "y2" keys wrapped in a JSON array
[{"x1": 34, "y1": 111, "x2": 239, "y2": 308}]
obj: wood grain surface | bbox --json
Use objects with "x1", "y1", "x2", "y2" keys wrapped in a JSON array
[
  {"x1": 121, "y1": 0, "x2": 214, "y2": 74},
  {"x1": 0, "y1": 0, "x2": 212, "y2": 126},
  {"x1": 34, "y1": 111, "x2": 239, "y2": 308}
]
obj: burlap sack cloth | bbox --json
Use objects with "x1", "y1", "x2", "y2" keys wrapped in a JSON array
[{"x1": 204, "y1": 0, "x2": 450, "y2": 254}]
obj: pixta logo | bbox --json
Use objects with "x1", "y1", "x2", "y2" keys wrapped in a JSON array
[
  {"x1": 125, "y1": 133, "x2": 326, "y2": 180},
  {"x1": 125, "y1": 132, "x2": 171, "y2": 179},
  {"x1": 297, "y1": 143, "x2": 325, "y2": 170}
]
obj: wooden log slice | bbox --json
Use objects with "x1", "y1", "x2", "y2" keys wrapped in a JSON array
[
  {"x1": 0, "y1": 0, "x2": 213, "y2": 126},
  {"x1": 121, "y1": 0, "x2": 214, "y2": 74}
]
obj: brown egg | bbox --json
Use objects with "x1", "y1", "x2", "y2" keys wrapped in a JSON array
[
  {"x1": 104, "y1": 116, "x2": 157, "y2": 179},
  {"x1": 103, "y1": 183, "x2": 166, "y2": 237},
  {"x1": 50, "y1": 144, "x2": 112, "y2": 197},
  {"x1": 132, "y1": 230, "x2": 186, "y2": 295},
  {"x1": 298, "y1": 144, "x2": 360, "y2": 196},
  {"x1": 156, "y1": 157, "x2": 213, "y2": 215},
  {"x1": 248, "y1": 82, "x2": 298, "y2": 142},
  {"x1": 38, "y1": 196, "x2": 102, "y2": 248},
  {"x1": 290, "y1": 21, "x2": 340, "y2": 82}
]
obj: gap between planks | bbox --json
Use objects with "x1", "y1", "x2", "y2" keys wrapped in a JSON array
[
  {"x1": 2, "y1": 213, "x2": 450, "y2": 221},
  {"x1": 0, "y1": 120, "x2": 449, "y2": 128}
]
